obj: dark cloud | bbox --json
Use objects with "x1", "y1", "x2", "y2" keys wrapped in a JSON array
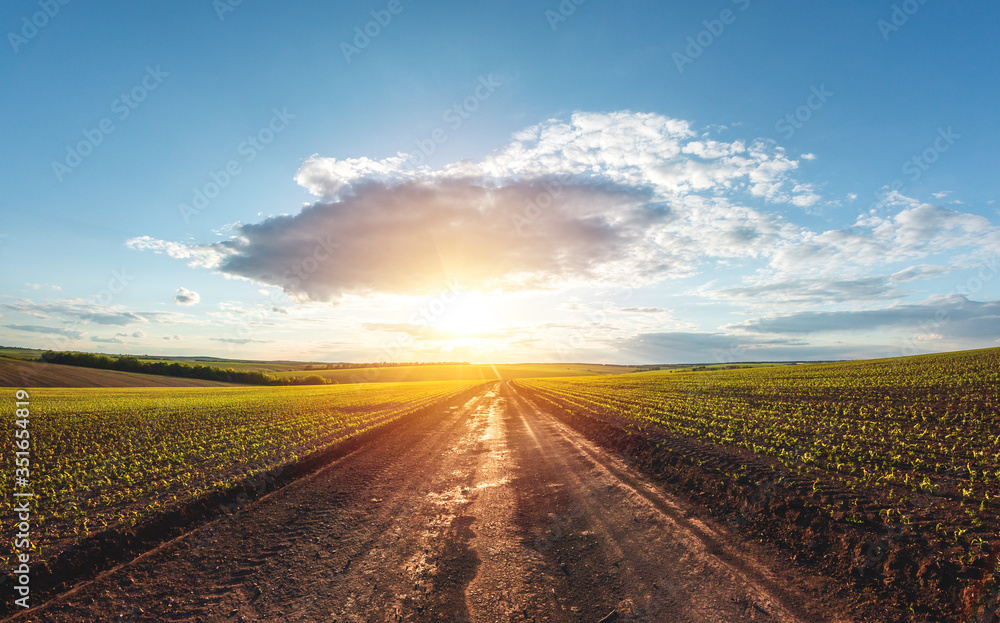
[
  {"x1": 619, "y1": 331, "x2": 886, "y2": 363},
  {"x1": 621, "y1": 331, "x2": 802, "y2": 362},
  {"x1": 731, "y1": 295, "x2": 1000, "y2": 339},
  {"x1": 188, "y1": 179, "x2": 680, "y2": 300}
]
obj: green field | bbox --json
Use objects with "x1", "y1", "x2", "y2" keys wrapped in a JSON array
[
  {"x1": 275, "y1": 363, "x2": 637, "y2": 383},
  {"x1": 2, "y1": 380, "x2": 483, "y2": 569},
  {"x1": 0, "y1": 347, "x2": 47, "y2": 361}
]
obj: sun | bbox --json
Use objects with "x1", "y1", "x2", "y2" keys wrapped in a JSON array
[{"x1": 430, "y1": 293, "x2": 497, "y2": 337}]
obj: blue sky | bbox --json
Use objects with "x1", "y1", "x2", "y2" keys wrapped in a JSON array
[{"x1": 1, "y1": 0, "x2": 998, "y2": 364}]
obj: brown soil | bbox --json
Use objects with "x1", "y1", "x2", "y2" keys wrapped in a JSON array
[{"x1": 0, "y1": 358, "x2": 233, "y2": 387}]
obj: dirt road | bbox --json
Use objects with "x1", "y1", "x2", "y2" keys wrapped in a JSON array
[{"x1": 10, "y1": 382, "x2": 854, "y2": 622}]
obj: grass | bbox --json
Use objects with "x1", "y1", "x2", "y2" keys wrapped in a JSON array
[{"x1": 0, "y1": 347, "x2": 47, "y2": 361}]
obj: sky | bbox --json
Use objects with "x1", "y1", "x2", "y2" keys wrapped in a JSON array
[{"x1": 1, "y1": 0, "x2": 999, "y2": 364}]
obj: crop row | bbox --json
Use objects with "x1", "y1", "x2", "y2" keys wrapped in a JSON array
[{"x1": 514, "y1": 349, "x2": 1000, "y2": 550}]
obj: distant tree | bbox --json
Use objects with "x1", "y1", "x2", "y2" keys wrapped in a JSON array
[{"x1": 38, "y1": 351, "x2": 280, "y2": 385}]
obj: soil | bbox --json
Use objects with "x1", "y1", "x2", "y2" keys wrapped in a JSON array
[{"x1": 0, "y1": 358, "x2": 232, "y2": 387}]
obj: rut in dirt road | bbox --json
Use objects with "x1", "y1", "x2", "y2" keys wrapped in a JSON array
[{"x1": 9, "y1": 382, "x2": 853, "y2": 623}]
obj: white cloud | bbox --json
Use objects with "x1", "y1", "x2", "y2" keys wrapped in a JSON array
[
  {"x1": 4, "y1": 324, "x2": 84, "y2": 339},
  {"x1": 2, "y1": 299, "x2": 149, "y2": 326},
  {"x1": 174, "y1": 288, "x2": 201, "y2": 306},
  {"x1": 126, "y1": 236, "x2": 224, "y2": 269},
  {"x1": 771, "y1": 197, "x2": 1000, "y2": 277}
]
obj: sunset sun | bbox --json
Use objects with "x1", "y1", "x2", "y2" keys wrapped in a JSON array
[{"x1": 429, "y1": 293, "x2": 497, "y2": 337}]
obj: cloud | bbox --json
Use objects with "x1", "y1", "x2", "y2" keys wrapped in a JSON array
[
  {"x1": 126, "y1": 237, "x2": 221, "y2": 267},
  {"x1": 619, "y1": 331, "x2": 811, "y2": 363},
  {"x1": 703, "y1": 276, "x2": 907, "y2": 305},
  {"x1": 620, "y1": 307, "x2": 672, "y2": 313},
  {"x1": 91, "y1": 336, "x2": 126, "y2": 344},
  {"x1": 620, "y1": 330, "x2": 893, "y2": 363},
  {"x1": 209, "y1": 337, "x2": 269, "y2": 344},
  {"x1": 731, "y1": 295, "x2": 1000, "y2": 339},
  {"x1": 4, "y1": 324, "x2": 84, "y2": 339},
  {"x1": 701, "y1": 264, "x2": 958, "y2": 306},
  {"x1": 887, "y1": 264, "x2": 954, "y2": 283},
  {"x1": 174, "y1": 288, "x2": 201, "y2": 306},
  {"x1": 163, "y1": 335, "x2": 181, "y2": 341},
  {"x1": 769, "y1": 197, "x2": 1000, "y2": 279},
  {"x1": 129, "y1": 111, "x2": 818, "y2": 301},
  {"x1": 132, "y1": 330, "x2": 146, "y2": 338},
  {"x1": 1, "y1": 299, "x2": 149, "y2": 326}
]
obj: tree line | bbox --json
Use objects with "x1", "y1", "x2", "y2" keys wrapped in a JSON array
[{"x1": 39, "y1": 351, "x2": 330, "y2": 386}]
